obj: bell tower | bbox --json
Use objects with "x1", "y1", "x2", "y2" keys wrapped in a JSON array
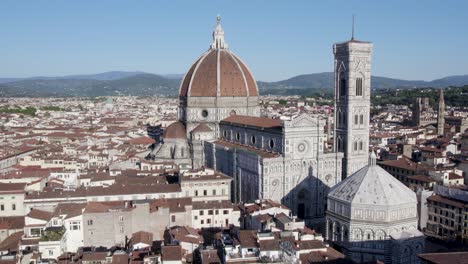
[{"x1": 333, "y1": 37, "x2": 373, "y2": 178}]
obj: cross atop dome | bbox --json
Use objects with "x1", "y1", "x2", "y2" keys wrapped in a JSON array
[{"x1": 211, "y1": 15, "x2": 228, "y2": 50}]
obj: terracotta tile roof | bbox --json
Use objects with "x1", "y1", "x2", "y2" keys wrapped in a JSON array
[
  {"x1": 191, "y1": 123, "x2": 213, "y2": 133},
  {"x1": 418, "y1": 252, "x2": 468, "y2": 264},
  {"x1": 82, "y1": 252, "x2": 108, "y2": 262},
  {"x1": 131, "y1": 231, "x2": 153, "y2": 246},
  {"x1": 299, "y1": 248, "x2": 345, "y2": 263},
  {"x1": 149, "y1": 198, "x2": 192, "y2": 213},
  {"x1": 192, "y1": 200, "x2": 235, "y2": 210},
  {"x1": 213, "y1": 140, "x2": 280, "y2": 158},
  {"x1": 189, "y1": 50, "x2": 218, "y2": 97},
  {"x1": 161, "y1": 245, "x2": 182, "y2": 261},
  {"x1": 0, "y1": 231, "x2": 23, "y2": 252},
  {"x1": 128, "y1": 136, "x2": 154, "y2": 145},
  {"x1": 179, "y1": 56, "x2": 202, "y2": 98},
  {"x1": 259, "y1": 239, "x2": 279, "y2": 251},
  {"x1": 0, "y1": 231, "x2": 24, "y2": 251},
  {"x1": 163, "y1": 122, "x2": 186, "y2": 139},
  {"x1": 427, "y1": 195, "x2": 466, "y2": 208},
  {"x1": 169, "y1": 226, "x2": 203, "y2": 244},
  {"x1": 84, "y1": 201, "x2": 129, "y2": 214},
  {"x1": 53, "y1": 203, "x2": 87, "y2": 219},
  {"x1": 27, "y1": 208, "x2": 53, "y2": 222},
  {"x1": 20, "y1": 238, "x2": 40, "y2": 246},
  {"x1": 0, "y1": 217, "x2": 25, "y2": 230},
  {"x1": 221, "y1": 115, "x2": 282, "y2": 129},
  {"x1": 180, "y1": 49, "x2": 258, "y2": 98},
  {"x1": 379, "y1": 157, "x2": 431, "y2": 172},
  {"x1": 237, "y1": 230, "x2": 258, "y2": 248},
  {"x1": 112, "y1": 254, "x2": 129, "y2": 264},
  {"x1": 297, "y1": 239, "x2": 325, "y2": 250},
  {"x1": 26, "y1": 179, "x2": 181, "y2": 200},
  {"x1": 255, "y1": 214, "x2": 272, "y2": 223},
  {"x1": 420, "y1": 147, "x2": 444, "y2": 153},
  {"x1": 219, "y1": 51, "x2": 248, "y2": 97},
  {"x1": 407, "y1": 175, "x2": 436, "y2": 183},
  {"x1": 449, "y1": 173, "x2": 464, "y2": 180},
  {"x1": 0, "y1": 183, "x2": 26, "y2": 194}
]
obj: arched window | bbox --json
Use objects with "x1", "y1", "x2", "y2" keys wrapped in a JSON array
[
  {"x1": 339, "y1": 76, "x2": 346, "y2": 96},
  {"x1": 359, "y1": 141, "x2": 363, "y2": 151},
  {"x1": 354, "y1": 142, "x2": 358, "y2": 151},
  {"x1": 269, "y1": 139, "x2": 275, "y2": 149},
  {"x1": 356, "y1": 77, "x2": 363, "y2": 96},
  {"x1": 354, "y1": 114, "x2": 358, "y2": 125},
  {"x1": 236, "y1": 132, "x2": 240, "y2": 142},
  {"x1": 360, "y1": 114, "x2": 364, "y2": 125},
  {"x1": 251, "y1": 135, "x2": 256, "y2": 145}
]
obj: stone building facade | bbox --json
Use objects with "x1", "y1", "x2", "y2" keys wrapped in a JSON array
[
  {"x1": 150, "y1": 17, "x2": 373, "y2": 231},
  {"x1": 412, "y1": 97, "x2": 437, "y2": 127},
  {"x1": 334, "y1": 39, "x2": 373, "y2": 178},
  {"x1": 326, "y1": 153, "x2": 425, "y2": 263},
  {"x1": 204, "y1": 114, "x2": 343, "y2": 228}
]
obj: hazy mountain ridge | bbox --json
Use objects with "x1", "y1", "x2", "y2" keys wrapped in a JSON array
[{"x1": 1, "y1": 71, "x2": 468, "y2": 97}]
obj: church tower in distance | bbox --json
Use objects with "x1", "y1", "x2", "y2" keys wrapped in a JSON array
[
  {"x1": 437, "y1": 89, "x2": 445, "y2": 136},
  {"x1": 333, "y1": 37, "x2": 373, "y2": 179}
]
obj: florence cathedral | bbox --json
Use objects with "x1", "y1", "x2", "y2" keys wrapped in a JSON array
[{"x1": 151, "y1": 16, "x2": 373, "y2": 228}]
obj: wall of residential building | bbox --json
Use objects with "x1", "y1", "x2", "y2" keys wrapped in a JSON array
[
  {"x1": 181, "y1": 180, "x2": 230, "y2": 202},
  {"x1": 83, "y1": 203, "x2": 182, "y2": 247},
  {"x1": 39, "y1": 240, "x2": 63, "y2": 260},
  {"x1": 0, "y1": 192, "x2": 25, "y2": 217},
  {"x1": 131, "y1": 203, "x2": 172, "y2": 240},
  {"x1": 426, "y1": 198, "x2": 465, "y2": 241},
  {"x1": 191, "y1": 207, "x2": 239, "y2": 229},
  {"x1": 417, "y1": 189, "x2": 434, "y2": 230},
  {"x1": 83, "y1": 210, "x2": 132, "y2": 247},
  {"x1": 169, "y1": 205, "x2": 193, "y2": 228},
  {"x1": 63, "y1": 215, "x2": 84, "y2": 253}
]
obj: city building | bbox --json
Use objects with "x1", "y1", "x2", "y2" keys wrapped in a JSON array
[
  {"x1": 425, "y1": 185, "x2": 468, "y2": 243},
  {"x1": 326, "y1": 152, "x2": 425, "y2": 263}
]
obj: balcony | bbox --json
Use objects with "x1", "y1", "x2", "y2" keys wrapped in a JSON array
[{"x1": 40, "y1": 226, "x2": 65, "y2": 242}]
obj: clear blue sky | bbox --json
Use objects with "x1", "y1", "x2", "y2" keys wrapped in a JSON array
[{"x1": 1, "y1": 0, "x2": 467, "y2": 81}]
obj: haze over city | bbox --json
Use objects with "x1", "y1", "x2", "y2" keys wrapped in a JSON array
[{"x1": 1, "y1": 0, "x2": 468, "y2": 81}]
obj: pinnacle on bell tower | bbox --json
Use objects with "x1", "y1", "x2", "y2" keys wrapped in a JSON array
[
  {"x1": 211, "y1": 15, "x2": 228, "y2": 50},
  {"x1": 437, "y1": 89, "x2": 445, "y2": 136}
]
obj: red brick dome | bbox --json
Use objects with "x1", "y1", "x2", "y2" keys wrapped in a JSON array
[
  {"x1": 163, "y1": 122, "x2": 186, "y2": 139},
  {"x1": 179, "y1": 49, "x2": 258, "y2": 98},
  {"x1": 179, "y1": 17, "x2": 258, "y2": 98}
]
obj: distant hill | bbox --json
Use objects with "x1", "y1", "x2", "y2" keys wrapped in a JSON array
[
  {"x1": 0, "y1": 73, "x2": 180, "y2": 97},
  {"x1": 1, "y1": 71, "x2": 468, "y2": 97},
  {"x1": 0, "y1": 71, "x2": 144, "y2": 84}
]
